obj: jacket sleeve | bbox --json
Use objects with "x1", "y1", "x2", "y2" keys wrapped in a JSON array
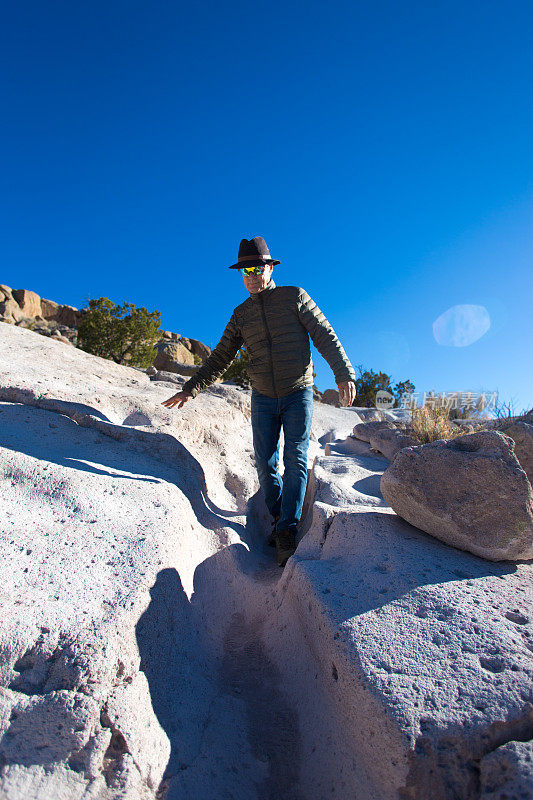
[
  {"x1": 296, "y1": 288, "x2": 356, "y2": 384},
  {"x1": 182, "y1": 312, "x2": 243, "y2": 397}
]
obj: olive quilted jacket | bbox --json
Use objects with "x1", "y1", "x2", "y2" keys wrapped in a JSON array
[{"x1": 182, "y1": 278, "x2": 355, "y2": 399}]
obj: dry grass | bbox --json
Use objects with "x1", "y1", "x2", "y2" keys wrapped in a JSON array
[
  {"x1": 407, "y1": 404, "x2": 473, "y2": 444},
  {"x1": 401, "y1": 400, "x2": 532, "y2": 446}
]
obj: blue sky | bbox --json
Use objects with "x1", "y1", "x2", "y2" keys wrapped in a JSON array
[{"x1": 1, "y1": 1, "x2": 532, "y2": 412}]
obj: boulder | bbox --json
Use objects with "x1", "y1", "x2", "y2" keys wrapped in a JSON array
[
  {"x1": 153, "y1": 340, "x2": 196, "y2": 370},
  {"x1": 0, "y1": 296, "x2": 25, "y2": 324},
  {"x1": 176, "y1": 336, "x2": 211, "y2": 361},
  {"x1": 352, "y1": 420, "x2": 396, "y2": 443},
  {"x1": 351, "y1": 420, "x2": 417, "y2": 459},
  {"x1": 370, "y1": 428, "x2": 418, "y2": 460},
  {"x1": 188, "y1": 338, "x2": 211, "y2": 362},
  {"x1": 56, "y1": 305, "x2": 80, "y2": 327},
  {"x1": 0, "y1": 284, "x2": 13, "y2": 298},
  {"x1": 40, "y1": 300, "x2": 80, "y2": 327},
  {"x1": 155, "y1": 362, "x2": 198, "y2": 377},
  {"x1": 380, "y1": 431, "x2": 533, "y2": 561},
  {"x1": 497, "y1": 421, "x2": 533, "y2": 487},
  {"x1": 479, "y1": 740, "x2": 533, "y2": 800},
  {"x1": 321, "y1": 389, "x2": 340, "y2": 407},
  {"x1": 12, "y1": 289, "x2": 42, "y2": 318},
  {"x1": 40, "y1": 298, "x2": 60, "y2": 320}
]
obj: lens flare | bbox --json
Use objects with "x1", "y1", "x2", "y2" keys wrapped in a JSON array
[{"x1": 432, "y1": 304, "x2": 491, "y2": 347}]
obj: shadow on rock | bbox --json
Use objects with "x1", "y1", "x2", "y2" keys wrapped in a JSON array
[
  {"x1": 0, "y1": 387, "x2": 112, "y2": 422},
  {"x1": 302, "y1": 508, "x2": 519, "y2": 626},
  {"x1": 0, "y1": 401, "x2": 246, "y2": 539},
  {"x1": 137, "y1": 554, "x2": 302, "y2": 800}
]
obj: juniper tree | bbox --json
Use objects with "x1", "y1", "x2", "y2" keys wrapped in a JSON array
[{"x1": 77, "y1": 297, "x2": 161, "y2": 368}]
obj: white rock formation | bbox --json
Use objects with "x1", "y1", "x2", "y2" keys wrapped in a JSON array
[{"x1": 0, "y1": 323, "x2": 532, "y2": 800}]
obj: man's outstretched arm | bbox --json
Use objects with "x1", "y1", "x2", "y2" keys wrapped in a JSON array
[
  {"x1": 161, "y1": 312, "x2": 243, "y2": 409},
  {"x1": 296, "y1": 288, "x2": 356, "y2": 404}
]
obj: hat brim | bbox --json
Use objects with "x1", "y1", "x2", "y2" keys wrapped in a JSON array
[{"x1": 228, "y1": 258, "x2": 280, "y2": 269}]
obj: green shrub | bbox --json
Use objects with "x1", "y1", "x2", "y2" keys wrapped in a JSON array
[
  {"x1": 77, "y1": 297, "x2": 161, "y2": 368},
  {"x1": 353, "y1": 364, "x2": 414, "y2": 408}
]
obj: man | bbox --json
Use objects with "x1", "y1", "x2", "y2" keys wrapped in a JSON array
[{"x1": 162, "y1": 236, "x2": 356, "y2": 567}]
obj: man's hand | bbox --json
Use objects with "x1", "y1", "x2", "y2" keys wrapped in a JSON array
[
  {"x1": 161, "y1": 391, "x2": 194, "y2": 409},
  {"x1": 337, "y1": 380, "x2": 356, "y2": 407}
]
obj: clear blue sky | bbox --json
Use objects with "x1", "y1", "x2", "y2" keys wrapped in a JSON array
[{"x1": 1, "y1": 1, "x2": 532, "y2": 412}]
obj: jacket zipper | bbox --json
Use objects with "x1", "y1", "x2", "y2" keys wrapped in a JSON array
[{"x1": 259, "y1": 292, "x2": 277, "y2": 396}]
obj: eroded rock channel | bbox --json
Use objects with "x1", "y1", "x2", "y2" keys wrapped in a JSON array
[{"x1": 1, "y1": 324, "x2": 532, "y2": 800}]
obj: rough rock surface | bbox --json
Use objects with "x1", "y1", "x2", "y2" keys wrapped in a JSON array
[
  {"x1": 274, "y1": 432, "x2": 533, "y2": 799},
  {"x1": 0, "y1": 285, "x2": 25, "y2": 324},
  {"x1": 370, "y1": 427, "x2": 418, "y2": 460},
  {"x1": 179, "y1": 337, "x2": 211, "y2": 362},
  {"x1": 1, "y1": 323, "x2": 532, "y2": 800},
  {"x1": 152, "y1": 340, "x2": 196, "y2": 370},
  {"x1": 352, "y1": 419, "x2": 417, "y2": 459},
  {"x1": 353, "y1": 420, "x2": 396, "y2": 442},
  {"x1": 51, "y1": 303, "x2": 81, "y2": 327},
  {"x1": 11, "y1": 289, "x2": 42, "y2": 318},
  {"x1": 479, "y1": 739, "x2": 533, "y2": 799},
  {"x1": 498, "y1": 421, "x2": 533, "y2": 489},
  {"x1": 40, "y1": 298, "x2": 61, "y2": 319},
  {"x1": 380, "y1": 431, "x2": 533, "y2": 561},
  {"x1": 321, "y1": 388, "x2": 340, "y2": 406}
]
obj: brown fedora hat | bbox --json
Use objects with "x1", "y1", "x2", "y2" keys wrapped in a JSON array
[{"x1": 228, "y1": 236, "x2": 281, "y2": 269}]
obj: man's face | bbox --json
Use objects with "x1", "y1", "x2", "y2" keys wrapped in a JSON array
[{"x1": 242, "y1": 263, "x2": 273, "y2": 294}]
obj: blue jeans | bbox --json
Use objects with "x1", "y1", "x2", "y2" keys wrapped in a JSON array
[{"x1": 250, "y1": 386, "x2": 314, "y2": 534}]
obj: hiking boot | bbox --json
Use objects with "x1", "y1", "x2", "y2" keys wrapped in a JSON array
[
  {"x1": 275, "y1": 529, "x2": 297, "y2": 567},
  {"x1": 268, "y1": 515, "x2": 280, "y2": 547}
]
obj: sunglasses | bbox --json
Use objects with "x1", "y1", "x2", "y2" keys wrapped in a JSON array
[{"x1": 239, "y1": 264, "x2": 269, "y2": 276}]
